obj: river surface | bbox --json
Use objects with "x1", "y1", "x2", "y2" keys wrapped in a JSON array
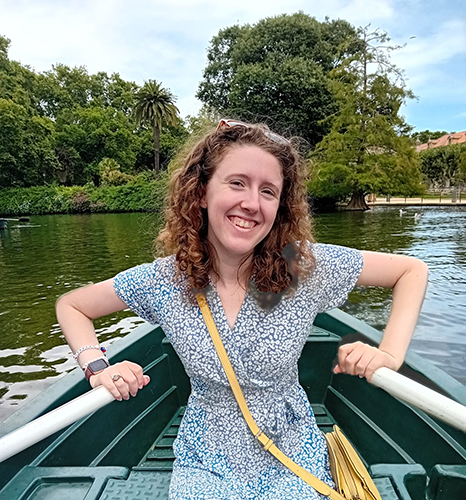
[{"x1": 0, "y1": 207, "x2": 465, "y2": 422}]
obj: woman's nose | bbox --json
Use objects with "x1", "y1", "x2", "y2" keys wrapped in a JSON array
[{"x1": 240, "y1": 189, "x2": 260, "y2": 212}]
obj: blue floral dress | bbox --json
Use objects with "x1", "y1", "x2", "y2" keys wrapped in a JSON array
[{"x1": 113, "y1": 243, "x2": 363, "y2": 499}]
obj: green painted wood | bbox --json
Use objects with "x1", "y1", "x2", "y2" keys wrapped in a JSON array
[{"x1": 1, "y1": 311, "x2": 466, "y2": 499}]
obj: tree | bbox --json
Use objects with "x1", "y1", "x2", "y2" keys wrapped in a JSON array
[
  {"x1": 411, "y1": 130, "x2": 450, "y2": 145},
  {"x1": 0, "y1": 36, "x2": 58, "y2": 187},
  {"x1": 311, "y1": 26, "x2": 423, "y2": 210},
  {"x1": 419, "y1": 144, "x2": 466, "y2": 188},
  {"x1": 55, "y1": 106, "x2": 137, "y2": 185},
  {"x1": 133, "y1": 80, "x2": 180, "y2": 176},
  {"x1": 197, "y1": 13, "x2": 360, "y2": 147},
  {"x1": 35, "y1": 65, "x2": 139, "y2": 119},
  {"x1": 0, "y1": 36, "x2": 186, "y2": 186}
]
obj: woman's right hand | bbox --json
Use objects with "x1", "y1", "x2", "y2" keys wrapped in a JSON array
[{"x1": 89, "y1": 361, "x2": 150, "y2": 401}]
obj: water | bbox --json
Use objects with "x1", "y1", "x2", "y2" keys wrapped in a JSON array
[{"x1": 0, "y1": 207, "x2": 465, "y2": 421}]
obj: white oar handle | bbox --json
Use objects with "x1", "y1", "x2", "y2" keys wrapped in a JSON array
[
  {"x1": 0, "y1": 386, "x2": 114, "y2": 463},
  {"x1": 371, "y1": 367, "x2": 466, "y2": 433}
]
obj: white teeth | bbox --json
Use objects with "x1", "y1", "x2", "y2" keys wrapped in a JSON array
[{"x1": 231, "y1": 217, "x2": 254, "y2": 228}]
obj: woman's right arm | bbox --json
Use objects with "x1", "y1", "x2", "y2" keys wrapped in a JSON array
[{"x1": 56, "y1": 279, "x2": 150, "y2": 401}]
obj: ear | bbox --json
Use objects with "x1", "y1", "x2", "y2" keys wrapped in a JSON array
[{"x1": 200, "y1": 195, "x2": 207, "y2": 209}]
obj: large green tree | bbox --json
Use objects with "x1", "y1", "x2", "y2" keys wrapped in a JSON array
[
  {"x1": 197, "y1": 13, "x2": 360, "y2": 147},
  {"x1": 55, "y1": 106, "x2": 137, "y2": 185},
  {"x1": 311, "y1": 27, "x2": 423, "y2": 210},
  {"x1": 133, "y1": 80, "x2": 180, "y2": 176},
  {"x1": 0, "y1": 38, "x2": 187, "y2": 187},
  {"x1": 0, "y1": 36, "x2": 58, "y2": 187},
  {"x1": 35, "y1": 65, "x2": 138, "y2": 119}
]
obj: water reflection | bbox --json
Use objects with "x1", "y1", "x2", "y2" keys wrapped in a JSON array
[
  {"x1": 1, "y1": 207, "x2": 465, "y2": 421},
  {"x1": 315, "y1": 206, "x2": 466, "y2": 383}
]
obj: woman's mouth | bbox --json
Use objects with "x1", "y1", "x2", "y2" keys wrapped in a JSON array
[{"x1": 229, "y1": 216, "x2": 257, "y2": 229}]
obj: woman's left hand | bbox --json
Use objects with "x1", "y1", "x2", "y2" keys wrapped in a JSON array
[{"x1": 333, "y1": 341, "x2": 401, "y2": 383}]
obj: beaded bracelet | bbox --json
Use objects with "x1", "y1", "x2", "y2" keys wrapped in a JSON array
[
  {"x1": 73, "y1": 344, "x2": 107, "y2": 361},
  {"x1": 81, "y1": 355, "x2": 109, "y2": 372}
]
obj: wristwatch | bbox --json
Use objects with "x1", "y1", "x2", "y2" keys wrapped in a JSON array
[{"x1": 84, "y1": 357, "x2": 110, "y2": 381}]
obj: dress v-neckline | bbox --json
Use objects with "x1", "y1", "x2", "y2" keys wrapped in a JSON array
[{"x1": 210, "y1": 284, "x2": 247, "y2": 332}]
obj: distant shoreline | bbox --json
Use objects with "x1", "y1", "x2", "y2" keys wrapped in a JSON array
[{"x1": 367, "y1": 196, "x2": 466, "y2": 207}]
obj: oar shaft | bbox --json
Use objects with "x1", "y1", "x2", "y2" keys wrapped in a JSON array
[
  {"x1": 371, "y1": 367, "x2": 466, "y2": 433},
  {"x1": 0, "y1": 386, "x2": 114, "y2": 463}
]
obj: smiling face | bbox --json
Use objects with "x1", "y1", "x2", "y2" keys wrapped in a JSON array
[{"x1": 201, "y1": 145, "x2": 283, "y2": 265}]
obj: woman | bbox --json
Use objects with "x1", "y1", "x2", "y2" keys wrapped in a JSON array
[{"x1": 56, "y1": 121, "x2": 428, "y2": 499}]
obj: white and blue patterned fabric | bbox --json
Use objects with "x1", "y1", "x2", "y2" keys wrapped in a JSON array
[{"x1": 113, "y1": 243, "x2": 363, "y2": 499}]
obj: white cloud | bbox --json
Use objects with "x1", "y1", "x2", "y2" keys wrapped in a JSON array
[
  {"x1": 389, "y1": 19, "x2": 466, "y2": 107},
  {"x1": 392, "y1": 19, "x2": 466, "y2": 72}
]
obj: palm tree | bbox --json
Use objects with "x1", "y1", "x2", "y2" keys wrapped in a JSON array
[{"x1": 133, "y1": 80, "x2": 180, "y2": 175}]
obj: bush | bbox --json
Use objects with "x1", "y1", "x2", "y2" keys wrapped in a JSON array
[
  {"x1": 69, "y1": 191, "x2": 91, "y2": 212},
  {"x1": 98, "y1": 158, "x2": 135, "y2": 186},
  {"x1": 0, "y1": 179, "x2": 169, "y2": 216}
]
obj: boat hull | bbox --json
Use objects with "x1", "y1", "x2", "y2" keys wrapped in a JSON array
[{"x1": 1, "y1": 310, "x2": 465, "y2": 499}]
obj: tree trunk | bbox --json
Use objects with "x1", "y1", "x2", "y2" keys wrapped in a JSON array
[
  {"x1": 345, "y1": 191, "x2": 370, "y2": 211},
  {"x1": 153, "y1": 123, "x2": 160, "y2": 177}
]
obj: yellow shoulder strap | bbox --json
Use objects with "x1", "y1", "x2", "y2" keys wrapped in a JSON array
[{"x1": 196, "y1": 294, "x2": 345, "y2": 500}]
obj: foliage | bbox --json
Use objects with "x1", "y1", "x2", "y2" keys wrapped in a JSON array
[
  {"x1": 133, "y1": 80, "x2": 180, "y2": 175},
  {"x1": 35, "y1": 64, "x2": 139, "y2": 119},
  {"x1": 0, "y1": 36, "x2": 186, "y2": 187},
  {"x1": 0, "y1": 37, "x2": 59, "y2": 187},
  {"x1": 411, "y1": 130, "x2": 450, "y2": 145},
  {"x1": 98, "y1": 158, "x2": 135, "y2": 186},
  {"x1": 311, "y1": 26, "x2": 423, "y2": 209},
  {"x1": 0, "y1": 178, "x2": 169, "y2": 216},
  {"x1": 55, "y1": 106, "x2": 137, "y2": 185},
  {"x1": 419, "y1": 144, "x2": 466, "y2": 188},
  {"x1": 197, "y1": 13, "x2": 360, "y2": 147}
]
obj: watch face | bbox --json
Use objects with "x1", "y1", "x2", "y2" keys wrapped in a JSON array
[{"x1": 89, "y1": 358, "x2": 109, "y2": 373}]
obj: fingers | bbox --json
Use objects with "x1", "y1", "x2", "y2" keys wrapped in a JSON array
[
  {"x1": 334, "y1": 342, "x2": 399, "y2": 382},
  {"x1": 89, "y1": 361, "x2": 149, "y2": 401}
]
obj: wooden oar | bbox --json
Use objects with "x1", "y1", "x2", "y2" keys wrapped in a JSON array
[
  {"x1": 0, "y1": 368, "x2": 465, "y2": 464},
  {"x1": 0, "y1": 385, "x2": 114, "y2": 463},
  {"x1": 370, "y1": 367, "x2": 466, "y2": 433}
]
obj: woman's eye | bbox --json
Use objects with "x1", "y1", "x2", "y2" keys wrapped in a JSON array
[
  {"x1": 262, "y1": 188, "x2": 276, "y2": 197},
  {"x1": 230, "y1": 180, "x2": 243, "y2": 187}
]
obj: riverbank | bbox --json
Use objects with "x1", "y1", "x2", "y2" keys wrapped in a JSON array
[
  {"x1": 0, "y1": 181, "x2": 168, "y2": 217},
  {"x1": 368, "y1": 196, "x2": 466, "y2": 206}
]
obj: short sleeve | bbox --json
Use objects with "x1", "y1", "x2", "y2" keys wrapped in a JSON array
[
  {"x1": 310, "y1": 243, "x2": 364, "y2": 313},
  {"x1": 113, "y1": 261, "x2": 160, "y2": 324}
]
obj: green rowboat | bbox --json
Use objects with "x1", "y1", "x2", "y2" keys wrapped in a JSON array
[{"x1": 1, "y1": 309, "x2": 465, "y2": 500}]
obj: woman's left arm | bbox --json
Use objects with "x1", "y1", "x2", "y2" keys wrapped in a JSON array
[{"x1": 334, "y1": 251, "x2": 429, "y2": 381}]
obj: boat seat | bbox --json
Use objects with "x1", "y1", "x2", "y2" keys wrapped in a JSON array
[
  {"x1": 427, "y1": 464, "x2": 466, "y2": 500},
  {"x1": 0, "y1": 466, "x2": 129, "y2": 500},
  {"x1": 371, "y1": 463, "x2": 427, "y2": 500},
  {"x1": 100, "y1": 471, "x2": 171, "y2": 499}
]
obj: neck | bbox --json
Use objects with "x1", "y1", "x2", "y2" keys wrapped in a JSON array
[{"x1": 211, "y1": 253, "x2": 252, "y2": 290}]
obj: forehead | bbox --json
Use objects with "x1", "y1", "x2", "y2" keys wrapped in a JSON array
[{"x1": 214, "y1": 145, "x2": 283, "y2": 181}]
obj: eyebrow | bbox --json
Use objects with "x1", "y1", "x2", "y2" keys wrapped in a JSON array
[{"x1": 224, "y1": 173, "x2": 282, "y2": 193}]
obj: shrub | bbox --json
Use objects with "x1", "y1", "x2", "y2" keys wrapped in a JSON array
[
  {"x1": 69, "y1": 191, "x2": 91, "y2": 212},
  {"x1": 98, "y1": 158, "x2": 135, "y2": 186},
  {"x1": 0, "y1": 180, "x2": 169, "y2": 216}
]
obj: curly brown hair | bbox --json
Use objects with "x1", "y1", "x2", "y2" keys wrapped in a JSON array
[{"x1": 157, "y1": 122, "x2": 315, "y2": 293}]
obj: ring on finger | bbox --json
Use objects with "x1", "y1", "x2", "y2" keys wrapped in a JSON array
[{"x1": 112, "y1": 373, "x2": 123, "y2": 382}]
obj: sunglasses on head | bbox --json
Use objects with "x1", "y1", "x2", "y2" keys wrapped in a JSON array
[{"x1": 216, "y1": 119, "x2": 290, "y2": 145}]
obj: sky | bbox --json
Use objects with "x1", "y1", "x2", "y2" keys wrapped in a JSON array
[{"x1": 1, "y1": 0, "x2": 465, "y2": 134}]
